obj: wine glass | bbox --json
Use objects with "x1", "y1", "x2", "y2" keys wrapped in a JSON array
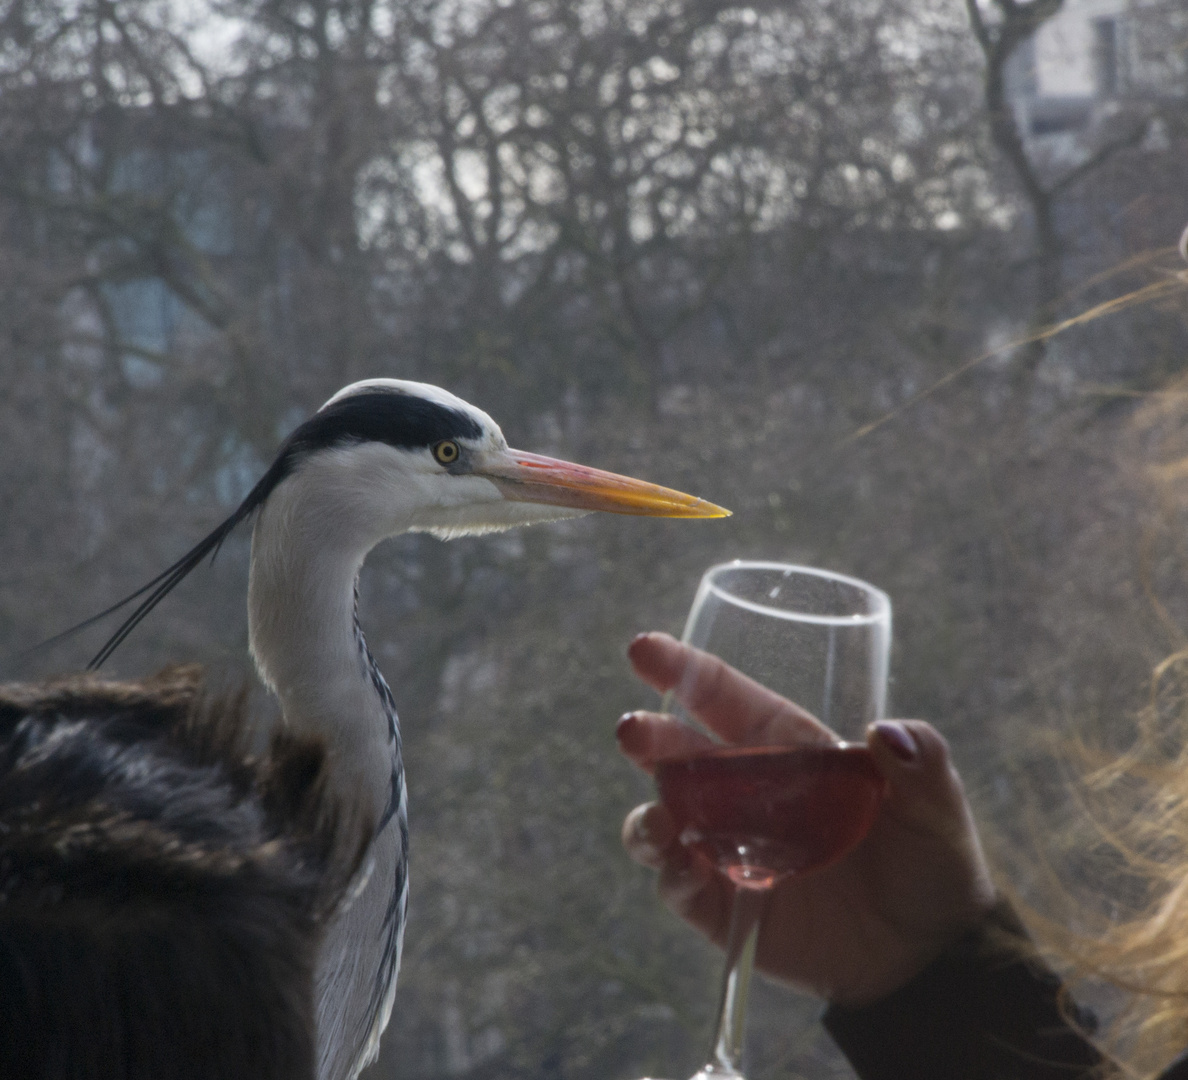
[{"x1": 644, "y1": 561, "x2": 891, "y2": 1080}]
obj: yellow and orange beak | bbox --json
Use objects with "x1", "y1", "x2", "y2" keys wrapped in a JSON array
[{"x1": 481, "y1": 449, "x2": 730, "y2": 519}]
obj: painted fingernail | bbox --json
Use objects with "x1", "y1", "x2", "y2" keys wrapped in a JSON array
[
  {"x1": 632, "y1": 808, "x2": 659, "y2": 846},
  {"x1": 874, "y1": 721, "x2": 918, "y2": 763},
  {"x1": 616, "y1": 712, "x2": 644, "y2": 752},
  {"x1": 624, "y1": 804, "x2": 673, "y2": 860},
  {"x1": 648, "y1": 807, "x2": 682, "y2": 849}
]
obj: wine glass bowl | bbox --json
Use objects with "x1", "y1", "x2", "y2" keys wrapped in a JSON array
[
  {"x1": 655, "y1": 744, "x2": 885, "y2": 890},
  {"x1": 639, "y1": 561, "x2": 892, "y2": 1080},
  {"x1": 673, "y1": 562, "x2": 890, "y2": 737}
]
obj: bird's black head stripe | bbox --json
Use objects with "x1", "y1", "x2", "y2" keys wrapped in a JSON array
[
  {"x1": 287, "y1": 390, "x2": 483, "y2": 461},
  {"x1": 245, "y1": 391, "x2": 485, "y2": 516}
]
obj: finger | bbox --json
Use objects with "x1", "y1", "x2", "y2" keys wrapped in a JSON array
[
  {"x1": 621, "y1": 802, "x2": 679, "y2": 868},
  {"x1": 657, "y1": 846, "x2": 732, "y2": 948},
  {"x1": 621, "y1": 802, "x2": 732, "y2": 948},
  {"x1": 868, "y1": 721, "x2": 995, "y2": 855},
  {"x1": 628, "y1": 632, "x2": 833, "y2": 746},
  {"x1": 616, "y1": 711, "x2": 718, "y2": 773},
  {"x1": 866, "y1": 719, "x2": 998, "y2": 916}
]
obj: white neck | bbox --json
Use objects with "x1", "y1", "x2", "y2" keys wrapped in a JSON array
[
  {"x1": 243, "y1": 437, "x2": 576, "y2": 818},
  {"x1": 247, "y1": 448, "x2": 408, "y2": 818}
]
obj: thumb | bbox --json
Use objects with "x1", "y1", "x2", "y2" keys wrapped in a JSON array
[
  {"x1": 867, "y1": 720, "x2": 974, "y2": 840},
  {"x1": 864, "y1": 722, "x2": 1002, "y2": 940},
  {"x1": 865, "y1": 720, "x2": 998, "y2": 937}
]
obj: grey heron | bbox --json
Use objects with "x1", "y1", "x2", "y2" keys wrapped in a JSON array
[{"x1": 0, "y1": 379, "x2": 728, "y2": 1080}]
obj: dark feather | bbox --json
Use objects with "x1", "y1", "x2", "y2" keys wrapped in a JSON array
[{"x1": 0, "y1": 666, "x2": 366, "y2": 1080}]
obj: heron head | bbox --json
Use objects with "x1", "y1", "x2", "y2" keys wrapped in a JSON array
[
  {"x1": 267, "y1": 379, "x2": 729, "y2": 541},
  {"x1": 66, "y1": 379, "x2": 727, "y2": 673}
]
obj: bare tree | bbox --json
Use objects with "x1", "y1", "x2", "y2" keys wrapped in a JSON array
[
  {"x1": 1, "y1": 0, "x2": 1187, "y2": 1078},
  {"x1": 962, "y1": 0, "x2": 1161, "y2": 397}
]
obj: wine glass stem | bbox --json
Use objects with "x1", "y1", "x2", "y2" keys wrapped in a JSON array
[{"x1": 704, "y1": 886, "x2": 768, "y2": 1077}]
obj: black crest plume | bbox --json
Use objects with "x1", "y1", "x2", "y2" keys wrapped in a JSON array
[
  {"x1": 45, "y1": 460, "x2": 278, "y2": 672},
  {"x1": 37, "y1": 389, "x2": 483, "y2": 670}
]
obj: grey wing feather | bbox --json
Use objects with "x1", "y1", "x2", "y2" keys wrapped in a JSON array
[{"x1": 316, "y1": 792, "x2": 408, "y2": 1080}]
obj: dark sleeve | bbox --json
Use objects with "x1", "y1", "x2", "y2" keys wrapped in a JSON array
[{"x1": 822, "y1": 899, "x2": 1114, "y2": 1080}]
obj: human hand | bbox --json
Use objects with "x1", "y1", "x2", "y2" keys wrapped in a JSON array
[{"x1": 618, "y1": 632, "x2": 997, "y2": 1007}]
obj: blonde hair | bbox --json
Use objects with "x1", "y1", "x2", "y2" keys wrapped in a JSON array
[
  {"x1": 1036, "y1": 357, "x2": 1188, "y2": 1076},
  {"x1": 1053, "y1": 653, "x2": 1188, "y2": 1076}
]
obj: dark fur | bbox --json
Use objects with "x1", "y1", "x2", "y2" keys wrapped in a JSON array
[{"x1": 0, "y1": 667, "x2": 364, "y2": 1080}]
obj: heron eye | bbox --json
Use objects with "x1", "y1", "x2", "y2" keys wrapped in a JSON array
[{"x1": 432, "y1": 440, "x2": 460, "y2": 465}]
